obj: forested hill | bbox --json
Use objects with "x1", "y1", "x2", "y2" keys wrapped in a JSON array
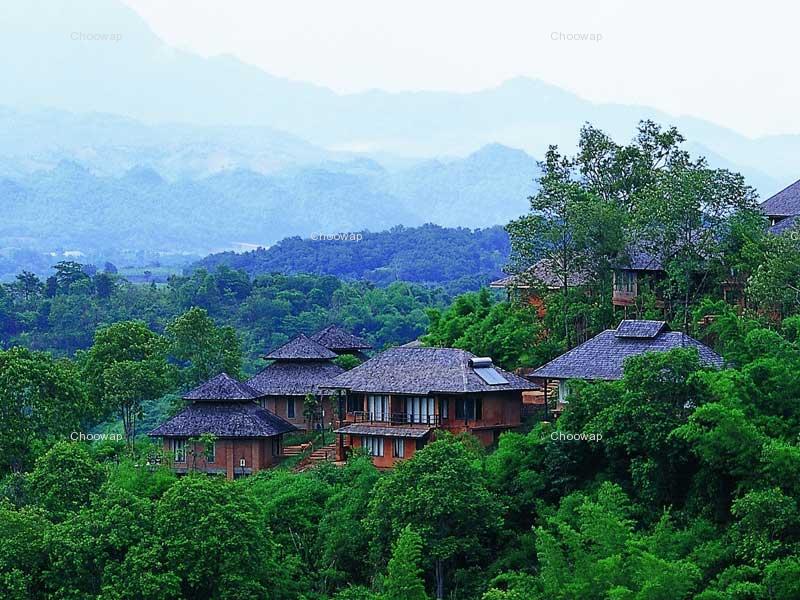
[{"x1": 193, "y1": 224, "x2": 511, "y2": 289}]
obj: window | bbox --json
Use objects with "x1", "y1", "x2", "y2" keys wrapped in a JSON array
[
  {"x1": 287, "y1": 398, "x2": 295, "y2": 418},
  {"x1": 271, "y1": 437, "x2": 281, "y2": 456},
  {"x1": 367, "y1": 394, "x2": 389, "y2": 421},
  {"x1": 169, "y1": 438, "x2": 186, "y2": 463},
  {"x1": 404, "y1": 396, "x2": 435, "y2": 424},
  {"x1": 439, "y1": 398, "x2": 449, "y2": 420},
  {"x1": 392, "y1": 437, "x2": 405, "y2": 458},
  {"x1": 205, "y1": 441, "x2": 216, "y2": 463},
  {"x1": 361, "y1": 435, "x2": 384, "y2": 457},
  {"x1": 347, "y1": 394, "x2": 362, "y2": 413},
  {"x1": 455, "y1": 398, "x2": 482, "y2": 421}
]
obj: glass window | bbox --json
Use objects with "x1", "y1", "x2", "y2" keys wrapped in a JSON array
[
  {"x1": 170, "y1": 438, "x2": 186, "y2": 463},
  {"x1": 271, "y1": 437, "x2": 281, "y2": 456},
  {"x1": 205, "y1": 441, "x2": 215, "y2": 463},
  {"x1": 405, "y1": 396, "x2": 434, "y2": 423},
  {"x1": 347, "y1": 394, "x2": 361, "y2": 413},
  {"x1": 439, "y1": 398, "x2": 449, "y2": 419},
  {"x1": 456, "y1": 398, "x2": 482, "y2": 421},
  {"x1": 392, "y1": 437, "x2": 405, "y2": 458},
  {"x1": 368, "y1": 395, "x2": 389, "y2": 421},
  {"x1": 361, "y1": 435, "x2": 384, "y2": 457},
  {"x1": 287, "y1": 398, "x2": 295, "y2": 418}
]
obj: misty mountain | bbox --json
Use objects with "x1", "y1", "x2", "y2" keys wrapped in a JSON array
[
  {"x1": 0, "y1": 144, "x2": 537, "y2": 264},
  {"x1": 2, "y1": 0, "x2": 795, "y2": 196}
]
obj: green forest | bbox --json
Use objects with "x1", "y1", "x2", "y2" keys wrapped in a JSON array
[{"x1": 2, "y1": 121, "x2": 800, "y2": 599}]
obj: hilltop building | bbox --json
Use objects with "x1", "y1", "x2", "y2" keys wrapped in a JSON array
[
  {"x1": 760, "y1": 178, "x2": 800, "y2": 234},
  {"x1": 531, "y1": 319, "x2": 723, "y2": 404},
  {"x1": 326, "y1": 347, "x2": 538, "y2": 468},
  {"x1": 247, "y1": 334, "x2": 344, "y2": 430},
  {"x1": 148, "y1": 373, "x2": 296, "y2": 479}
]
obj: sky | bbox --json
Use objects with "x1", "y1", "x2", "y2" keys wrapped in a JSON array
[{"x1": 121, "y1": 0, "x2": 799, "y2": 138}]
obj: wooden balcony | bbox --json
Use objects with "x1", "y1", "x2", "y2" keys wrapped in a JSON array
[{"x1": 349, "y1": 411, "x2": 443, "y2": 427}]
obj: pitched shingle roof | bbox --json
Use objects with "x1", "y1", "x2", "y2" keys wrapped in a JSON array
[
  {"x1": 531, "y1": 322, "x2": 724, "y2": 381},
  {"x1": 264, "y1": 334, "x2": 338, "y2": 361},
  {"x1": 617, "y1": 244, "x2": 664, "y2": 271},
  {"x1": 247, "y1": 360, "x2": 345, "y2": 396},
  {"x1": 183, "y1": 373, "x2": 264, "y2": 402},
  {"x1": 311, "y1": 325, "x2": 372, "y2": 351},
  {"x1": 490, "y1": 257, "x2": 590, "y2": 290},
  {"x1": 761, "y1": 179, "x2": 800, "y2": 218},
  {"x1": 148, "y1": 401, "x2": 296, "y2": 438},
  {"x1": 333, "y1": 424, "x2": 432, "y2": 438},
  {"x1": 769, "y1": 215, "x2": 798, "y2": 235},
  {"x1": 324, "y1": 347, "x2": 538, "y2": 395}
]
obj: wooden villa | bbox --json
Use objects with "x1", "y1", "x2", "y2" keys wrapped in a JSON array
[
  {"x1": 148, "y1": 373, "x2": 296, "y2": 479},
  {"x1": 760, "y1": 178, "x2": 800, "y2": 234},
  {"x1": 325, "y1": 347, "x2": 538, "y2": 468},
  {"x1": 490, "y1": 257, "x2": 590, "y2": 316},
  {"x1": 530, "y1": 319, "x2": 724, "y2": 409},
  {"x1": 246, "y1": 333, "x2": 345, "y2": 430}
]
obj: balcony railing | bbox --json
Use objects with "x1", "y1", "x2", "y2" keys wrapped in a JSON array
[{"x1": 350, "y1": 411, "x2": 442, "y2": 427}]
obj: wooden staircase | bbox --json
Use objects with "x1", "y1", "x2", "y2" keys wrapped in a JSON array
[{"x1": 291, "y1": 441, "x2": 338, "y2": 472}]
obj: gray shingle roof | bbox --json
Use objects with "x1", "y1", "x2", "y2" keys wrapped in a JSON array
[
  {"x1": 311, "y1": 325, "x2": 372, "y2": 351},
  {"x1": 148, "y1": 401, "x2": 297, "y2": 438},
  {"x1": 614, "y1": 320, "x2": 667, "y2": 339},
  {"x1": 183, "y1": 373, "x2": 264, "y2": 402},
  {"x1": 490, "y1": 257, "x2": 590, "y2": 290},
  {"x1": 246, "y1": 360, "x2": 345, "y2": 396},
  {"x1": 617, "y1": 244, "x2": 664, "y2": 271},
  {"x1": 761, "y1": 179, "x2": 800, "y2": 218},
  {"x1": 531, "y1": 325, "x2": 724, "y2": 381},
  {"x1": 770, "y1": 215, "x2": 798, "y2": 235},
  {"x1": 323, "y1": 347, "x2": 538, "y2": 395},
  {"x1": 264, "y1": 334, "x2": 338, "y2": 361},
  {"x1": 333, "y1": 424, "x2": 432, "y2": 438}
]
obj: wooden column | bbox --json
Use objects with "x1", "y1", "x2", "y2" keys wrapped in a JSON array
[
  {"x1": 252, "y1": 439, "x2": 261, "y2": 473},
  {"x1": 225, "y1": 441, "x2": 234, "y2": 480}
]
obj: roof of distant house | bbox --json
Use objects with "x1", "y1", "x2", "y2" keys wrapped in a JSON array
[
  {"x1": 183, "y1": 372, "x2": 264, "y2": 402},
  {"x1": 311, "y1": 325, "x2": 372, "y2": 351},
  {"x1": 324, "y1": 347, "x2": 538, "y2": 395},
  {"x1": 531, "y1": 320, "x2": 724, "y2": 381},
  {"x1": 263, "y1": 333, "x2": 338, "y2": 361},
  {"x1": 769, "y1": 214, "x2": 798, "y2": 234},
  {"x1": 490, "y1": 257, "x2": 591, "y2": 290},
  {"x1": 761, "y1": 179, "x2": 800, "y2": 218},
  {"x1": 247, "y1": 360, "x2": 345, "y2": 396},
  {"x1": 148, "y1": 401, "x2": 296, "y2": 438}
]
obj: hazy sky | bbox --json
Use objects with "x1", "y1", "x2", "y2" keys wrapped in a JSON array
[{"x1": 122, "y1": 0, "x2": 798, "y2": 138}]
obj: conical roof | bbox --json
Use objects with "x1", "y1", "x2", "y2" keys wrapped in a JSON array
[
  {"x1": 263, "y1": 333, "x2": 338, "y2": 361},
  {"x1": 183, "y1": 373, "x2": 264, "y2": 402},
  {"x1": 311, "y1": 325, "x2": 372, "y2": 351}
]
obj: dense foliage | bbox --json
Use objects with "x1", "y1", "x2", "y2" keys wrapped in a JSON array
[
  {"x1": 2, "y1": 120, "x2": 800, "y2": 599},
  {"x1": 0, "y1": 264, "x2": 446, "y2": 371},
  {"x1": 194, "y1": 224, "x2": 510, "y2": 292}
]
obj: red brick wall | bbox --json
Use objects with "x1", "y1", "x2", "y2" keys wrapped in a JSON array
[
  {"x1": 162, "y1": 436, "x2": 283, "y2": 479},
  {"x1": 347, "y1": 434, "x2": 419, "y2": 468}
]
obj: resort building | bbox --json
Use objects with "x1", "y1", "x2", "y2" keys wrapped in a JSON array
[
  {"x1": 530, "y1": 319, "x2": 724, "y2": 406},
  {"x1": 246, "y1": 334, "x2": 344, "y2": 430},
  {"x1": 148, "y1": 373, "x2": 296, "y2": 479},
  {"x1": 326, "y1": 347, "x2": 538, "y2": 468},
  {"x1": 760, "y1": 178, "x2": 800, "y2": 233}
]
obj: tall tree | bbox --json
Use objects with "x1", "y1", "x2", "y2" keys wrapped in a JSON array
[
  {"x1": 383, "y1": 525, "x2": 428, "y2": 600},
  {"x1": 366, "y1": 435, "x2": 503, "y2": 599},
  {"x1": 166, "y1": 307, "x2": 242, "y2": 387}
]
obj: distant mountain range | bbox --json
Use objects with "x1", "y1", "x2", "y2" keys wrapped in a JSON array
[
  {"x1": 2, "y1": 0, "x2": 796, "y2": 197},
  {"x1": 0, "y1": 144, "x2": 537, "y2": 264},
  {"x1": 0, "y1": 0, "x2": 797, "y2": 280}
]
